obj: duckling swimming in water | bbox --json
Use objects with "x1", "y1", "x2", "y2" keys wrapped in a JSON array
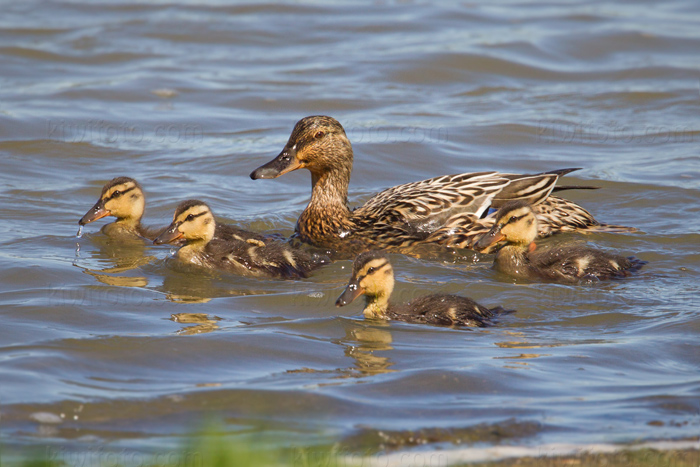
[
  {"x1": 79, "y1": 177, "x2": 272, "y2": 244},
  {"x1": 474, "y1": 200, "x2": 645, "y2": 283},
  {"x1": 79, "y1": 177, "x2": 159, "y2": 241},
  {"x1": 336, "y1": 250, "x2": 512, "y2": 327},
  {"x1": 153, "y1": 199, "x2": 328, "y2": 279}
]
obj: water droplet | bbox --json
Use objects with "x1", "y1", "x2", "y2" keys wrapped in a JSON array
[{"x1": 76, "y1": 225, "x2": 83, "y2": 238}]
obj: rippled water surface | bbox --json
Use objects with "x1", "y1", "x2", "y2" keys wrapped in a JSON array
[{"x1": 1, "y1": 0, "x2": 699, "y2": 462}]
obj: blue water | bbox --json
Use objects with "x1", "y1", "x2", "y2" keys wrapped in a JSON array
[{"x1": 0, "y1": 0, "x2": 699, "y2": 462}]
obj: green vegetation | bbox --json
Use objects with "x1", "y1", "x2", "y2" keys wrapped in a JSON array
[
  {"x1": 3, "y1": 434, "x2": 336, "y2": 467},
  {"x1": 4, "y1": 435, "x2": 698, "y2": 467}
]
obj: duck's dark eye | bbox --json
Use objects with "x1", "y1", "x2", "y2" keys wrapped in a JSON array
[
  {"x1": 314, "y1": 131, "x2": 325, "y2": 139},
  {"x1": 112, "y1": 190, "x2": 122, "y2": 198},
  {"x1": 367, "y1": 267, "x2": 376, "y2": 274},
  {"x1": 509, "y1": 216, "x2": 517, "y2": 223},
  {"x1": 186, "y1": 214, "x2": 195, "y2": 222}
]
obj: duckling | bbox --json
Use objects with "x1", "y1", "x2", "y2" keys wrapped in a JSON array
[
  {"x1": 336, "y1": 251, "x2": 512, "y2": 327},
  {"x1": 79, "y1": 177, "x2": 272, "y2": 244},
  {"x1": 153, "y1": 200, "x2": 328, "y2": 279},
  {"x1": 474, "y1": 200, "x2": 645, "y2": 282},
  {"x1": 79, "y1": 177, "x2": 159, "y2": 241},
  {"x1": 250, "y1": 116, "x2": 633, "y2": 256}
]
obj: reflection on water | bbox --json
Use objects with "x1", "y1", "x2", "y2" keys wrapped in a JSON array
[
  {"x1": 82, "y1": 269, "x2": 148, "y2": 288},
  {"x1": 340, "y1": 324, "x2": 395, "y2": 376},
  {"x1": 171, "y1": 312, "x2": 221, "y2": 335},
  {"x1": 77, "y1": 236, "x2": 156, "y2": 272},
  {"x1": 75, "y1": 237, "x2": 155, "y2": 287}
]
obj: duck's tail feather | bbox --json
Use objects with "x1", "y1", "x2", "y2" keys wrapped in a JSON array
[
  {"x1": 580, "y1": 223, "x2": 639, "y2": 233},
  {"x1": 551, "y1": 185, "x2": 600, "y2": 192},
  {"x1": 489, "y1": 306, "x2": 516, "y2": 316},
  {"x1": 628, "y1": 257, "x2": 647, "y2": 272},
  {"x1": 537, "y1": 167, "x2": 582, "y2": 177}
]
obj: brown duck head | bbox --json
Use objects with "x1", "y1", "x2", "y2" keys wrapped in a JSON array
[{"x1": 250, "y1": 116, "x2": 353, "y2": 182}]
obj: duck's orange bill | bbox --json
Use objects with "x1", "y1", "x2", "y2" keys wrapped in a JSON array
[
  {"x1": 79, "y1": 201, "x2": 109, "y2": 225},
  {"x1": 153, "y1": 224, "x2": 184, "y2": 245},
  {"x1": 474, "y1": 228, "x2": 505, "y2": 253}
]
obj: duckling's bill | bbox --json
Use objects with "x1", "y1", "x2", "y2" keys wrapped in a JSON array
[
  {"x1": 336, "y1": 278, "x2": 364, "y2": 307},
  {"x1": 153, "y1": 223, "x2": 183, "y2": 245},
  {"x1": 474, "y1": 224, "x2": 506, "y2": 253},
  {"x1": 79, "y1": 200, "x2": 109, "y2": 225}
]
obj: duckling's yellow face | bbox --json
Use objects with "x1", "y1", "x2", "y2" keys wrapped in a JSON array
[
  {"x1": 250, "y1": 116, "x2": 353, "y2": 180},
  {"x1": 336, "y1": 254, "x2": 395, "y2": 307},
  {"x1": 154, "y1": 202, "x2": 215, "y2": 245},
  {"x1": 80, "y1": 178, "x2": 144, "y2": 225},
  {"x1": 475, "y1": 202, "x2": 538, "y2": 252}
]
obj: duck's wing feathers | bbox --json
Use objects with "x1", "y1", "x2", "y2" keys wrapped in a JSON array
[
  {"x1": 355, "y1": 169, "x2": 588, "y2": 248},
  {"x1": 354, "y1": 171, "x2": 510, "y2": 227},
  {"x1": 491, "y1": 168, "x2": 581, "y2": 207},
  {"x1": 427, "y1": 194, "x2": 629, "y2": 249},
  {"x1": 534, "y1": 196, "x2": 636, "y2": 235}
]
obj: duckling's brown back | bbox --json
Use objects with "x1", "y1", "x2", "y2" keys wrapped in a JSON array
[
  {"x1": 389, "y1": 294, "x2": 510, "y2": 328},
  {"x1": 204, "y1": 236, "x2": 328, "y2": 279},
  {"x1": 529, "y1": 245, "x2": 645, "y2": 281}
]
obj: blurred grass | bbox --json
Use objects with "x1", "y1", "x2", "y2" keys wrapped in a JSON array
[
  {"x1": 2, "y1": 429, "x2": 338, "y2": 467},
  {"x1": 3, "y1": 435, "x2": 698, "y2": 467}
]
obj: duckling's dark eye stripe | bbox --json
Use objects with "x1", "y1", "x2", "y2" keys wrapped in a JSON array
[
  {"x1": 182, "y1": 211, "x2": 207, "y2": 222},
  {"x1": 105, "y1": 186, "x2": 135, "y2": 201},
  {"x1": 358, "y1": 261, "x2": 389, "y2": 280},
  {"x1": 507, "y1": 214, "x2": 527, "y2": 223}
]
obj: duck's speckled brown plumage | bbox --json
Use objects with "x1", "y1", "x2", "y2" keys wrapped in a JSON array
[
  {"x1": 80, "y1": 177, "x2": 273, "y2": 244},
  {"x1": 153, "y1": 200, "x2": 328, "y2": 279},
  {"x1": 250, "y1": 116, "x2": 633, "y2": 257},
  {"x1": 474, "y1": 200, "x2": 645, "y2": 283},
  {"x1": 335, "y1": 251, "x2": 513, "y2": 327}
]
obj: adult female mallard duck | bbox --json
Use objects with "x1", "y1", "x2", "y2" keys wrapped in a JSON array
[
  {"x1": 79, "y1": 177, "x2": 273, "y2": 244},
  {"x1": 336, "y1": 250, "x2": 513, "y2": 327},
  {"x1": 474, "y1": 200, "x2": 645, "y2": 283},
  {"x1": 153, "y1": 199, "x2": 328, "y2": 279},
  {"x1": 250, "y1": 116, "x2": 632, "y2": 256}
]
